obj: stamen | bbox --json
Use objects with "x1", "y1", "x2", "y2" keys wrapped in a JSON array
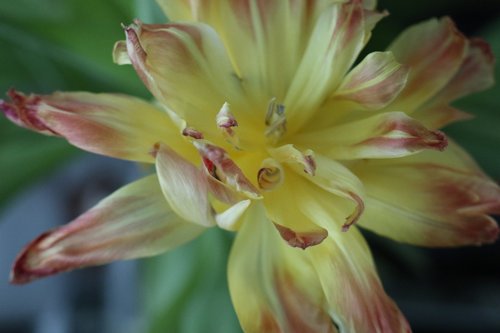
[
  {"x1": 216, "y1": 102, "x2": 241, "y2": 149},
  {"x1": 265, "y1": 98, "x2": 287, "y2": 143}
]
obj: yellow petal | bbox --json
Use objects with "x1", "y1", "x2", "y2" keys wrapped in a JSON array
[
  {"x1": 11, "y1": 175, "x2": 204, "y2": 284},
  {"x1": 285, "y1": 0, "x2": 370, "y2": 131},
  {"x1": 334, "y1": 51, "x2": 408, "y2": 110},
  {"x1": 227, "y1": 203, "x2": 337, "y2": 333},
  {"x1": 296, "y1": 112, "x2": 447, "y2": 160},
  {"x1": 155, "y1": 143, "x2": 215, "y2": 227},
  {"x1": 263, "y1": 169, "x2": 328, "y2": 249},
  {"x1": 385, "y1": 17, "x2": 467, "y2": 113},
  {"x1": 0, "y1": 90, "x2": 189, "y2": 163},
  {"x1": 351, "y1": 141, "x2": 500, "y2": 246},
  {"x1": 123, "y1": 20, "x2": 244, "y2": 140}
]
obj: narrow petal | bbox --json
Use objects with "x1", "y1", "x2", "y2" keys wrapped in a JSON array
[
  {"x1": 351, "y1": 143, "x2": 500, "y2": 246},
  {"x1": 413, "y1": 38, "x2": 495, "y2": 129},
  {"x1": 386, "y1": 17, "x2": 468, "y2": 113},
  {"x1": 228, "y1": 203, "x2": 337, "y2": 333},
  {"x1": 123, "y1": 20, "x2": 244, "y2": 139},
  {"x1": 295, "y1": 112, "x2": 447, "y2": 160},
  {"x1": 11, "y1": 175, "x2": 204, "y2": 284},
  {"x1": 0, "y1": 90, "x2": 189, "y2": 163},
  {"x1": 154, "y1": 143, "x2": 215, "y2": 227},
  {"x1": 334, "y1": 51, "x2": 408, "y2": 110}
]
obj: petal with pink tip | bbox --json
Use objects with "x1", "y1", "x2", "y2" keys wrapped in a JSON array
[
  {"x1": 413, "y1": 38, "x2": 495, "y2": 129},
  {"x1": 386, "y1": 17, "x2": 467, "y2": 113},
  {"x1": 0, "y1": 90, "x2": 190, "y2": 163},
  {"x1": 296, "y1": 112, "x2": 447, "y2": 160},
  {"x1": 351, "y1": 142, "x2": 500, "y2": 246},
  {"x1": 11, "y1": 175, "x2": 205, "y2": 284},
  {"x1": 227, "y1": 203, "x2": 337, "y2": 333},
  {"x1": 334, "y1": 51, "x2": 408, "y2": 110}
]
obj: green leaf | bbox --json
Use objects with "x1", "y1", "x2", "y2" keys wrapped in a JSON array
[{"x1": 142, "y1": 229, "x2": 242, "y2": 333}]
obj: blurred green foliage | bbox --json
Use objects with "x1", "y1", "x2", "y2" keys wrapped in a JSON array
[{"x1": 0, "y1": 1, "x2": 498, "y2": 333}]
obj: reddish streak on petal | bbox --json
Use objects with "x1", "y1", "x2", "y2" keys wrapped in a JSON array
[
  {"x1": 273, "y1": 223, "x2": 327, "y2": 249},
  {"x1": 182, "y1": 127, "x2": 204, "y2": 139},
  {"x1": 0, "y1": 89, "x2": 56, "y2": 134}
]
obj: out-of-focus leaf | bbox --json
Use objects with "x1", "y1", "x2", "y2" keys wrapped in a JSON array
[
  {"x1": 446, "y1": 19, "x2": 500, "y2": 179},
  {"x1": 142, "y1": 228, "x2": 241, "y2": 333}
]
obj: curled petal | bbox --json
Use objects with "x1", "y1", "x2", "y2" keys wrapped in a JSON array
[
  {"x1": 257, "y1": 158, "x2": 284, "y2": 191},
  {"x1": 228, "y1": 203, "x2": 337, "y2": 333},
  {"x1": 386, "y1": 17, "x2": 467, "y2": 112},
  {"x1": 0, "y1": 90, "x2": 187, "y2": 163},
  {"x1": 112, "y1": 40, "x2": 131, "y2": 65},
  {"x1": 334, "y1": 51, "x2": 409, "y2": 110},
  {"x1": 11, "y1": 175, "x2": 204, "y2": 284},
  {"x1": 154, "y1": 143, "x2": 215, "y2": 226},
  {"x1": 296, "y1": 112, "x2": 447, "y2": 160},
  {"x1": 194, "y1": 141, "x2": 261, "y2": 199},
  {"x1": 352, "y1": 143, "x2": 500, "y2": 247},
  {"x1": 269, "y1": 144, "x2": 316, "y2": 176}
]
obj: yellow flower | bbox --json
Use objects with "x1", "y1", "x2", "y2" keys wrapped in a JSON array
[{"x1": 1, "y1": 0, "x2": 498, "y2": 332}]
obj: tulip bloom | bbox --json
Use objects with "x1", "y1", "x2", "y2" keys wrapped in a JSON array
[{"x1": 1, "y1": 0, "x2": 498, "y2": 332}]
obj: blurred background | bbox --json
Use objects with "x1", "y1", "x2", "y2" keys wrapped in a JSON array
[{"x1": 0, "y1": 0, "x2": 499, "y2": 332}]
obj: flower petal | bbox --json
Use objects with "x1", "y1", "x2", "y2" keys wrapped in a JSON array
[
  {"x1": 295, "y1": 112, "x2": 447, "y2": 160},
  {"x1": 413, "y1": 38, "x2": 495, "y2": 129},
  {"x1": 296, "y1": 189, "x2": 411, "y2": 332},
  {"x1": 285, "y1": 0, "x2": 372, "y2": 131},
  {"x1": 0, "y1": 90, "x2": 188, "y2": 163},
  {"x1": 227, "y1": 203, "x2": 337, "y2": 333},
  {"x1": 11, "y1": 175, "x2": 205, "y2": 284},
  {"x1": 122, "y1": 20, "x2": 244, "y2": 140},
  {"x1": 154, "y1": 143, "x2": 215, "y2": 227},
  {"x1": 386, "y1": 17, "x2": 467, "y2": 113},
  {"x1": 351, "y1": 143, "x2": 500, "y2": 246},
  {"x1": 334, "y1": 51, "x2": 409, "y2": 110}
]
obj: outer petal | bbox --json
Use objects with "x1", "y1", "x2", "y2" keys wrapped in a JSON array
[
  {"x1": 228, "y1": 203, "x2": 337, "y2": 333},
  {"x1": 333, "y1": 51, "x2": 408, "y2": 110},
  {"x1": 0, "y1": 90, "x2": 188, "y2": 163},
  {"x1": 413, "y1": 38, "x2": 495, "y2": 129},
  {"x1": 122, "y1": 21, "x2": 245, "y2": 140},
  {"x1": 295, "y1": 112, "x2": 447, "y2": 160},
  {"x1": 297, "y1": 187, "x2": 411, "y2": 333},
  {"x1": 11, "y1": 175, "x2": 205, "y2": 284},
  {"x1": 351, "y1": 143, "x2": 500, "y2": 246},
  {"x1": 385, "y1": 17, "x2": 467, "y2": 113}
]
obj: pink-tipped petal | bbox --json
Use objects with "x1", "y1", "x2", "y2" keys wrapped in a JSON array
[
  {"x1": 352, "y1": 143, "x2": 500, "y2": 247},
  {"x1": 386, "y1": 17, "x2": 468, "y2": 113},
  {"x1": 11, "y1": 175, "x2": 204, "y2": 284},
  {"x1": 335, "y1": 51, "x2": 409, "y2": 110},
  {"x1": 296, "y1": 112, "x2": 447, "y2": 160},
  {"x1": 0, "y1": 90, "x2": 188, "y2": 163}
]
